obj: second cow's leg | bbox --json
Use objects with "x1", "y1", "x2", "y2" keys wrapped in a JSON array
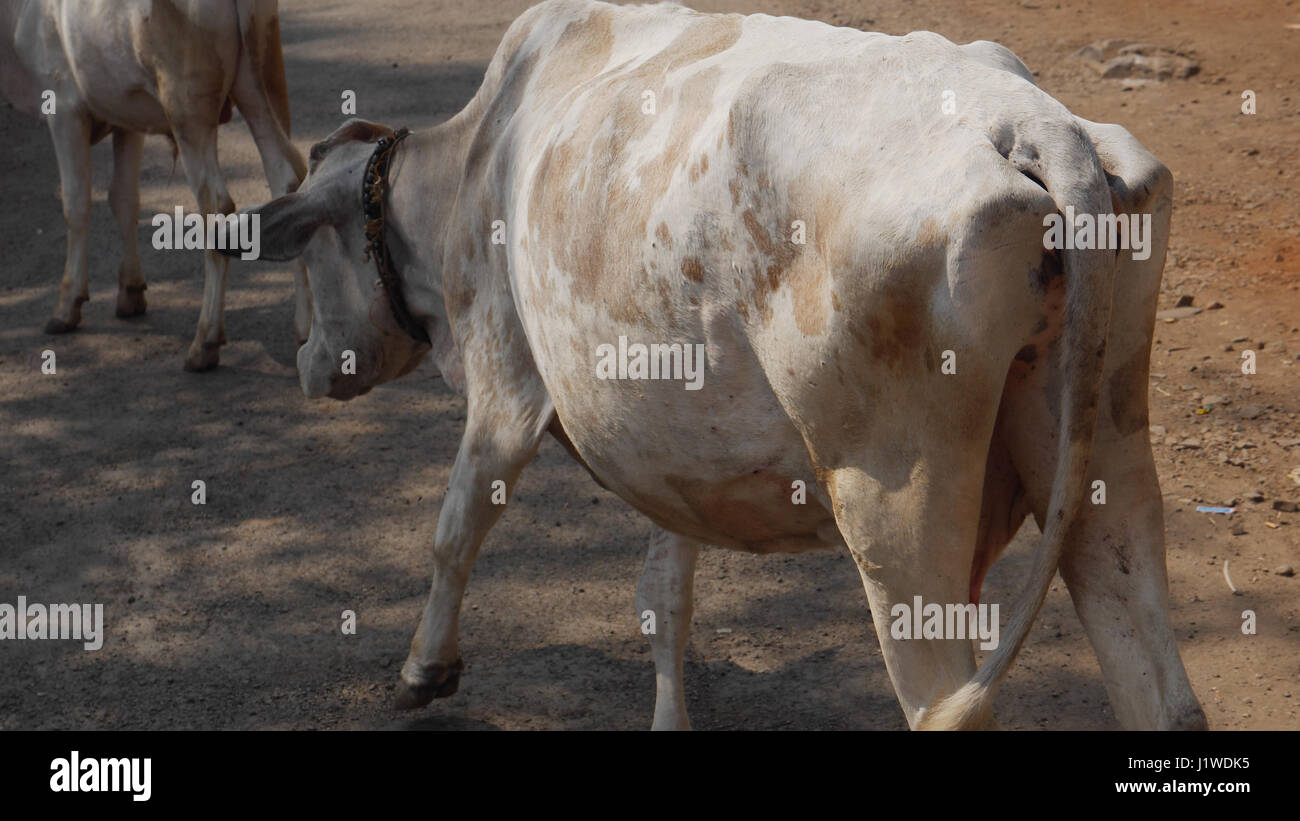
[
  {"x1": 636, "y1": 527, "x2": 700, "y2": 730},
  {"x1": 43, "y1": 108, "x2": 93, "y2": 334},
  {"x1": 230, "y1": 59, "x2": 312, "y2": 345},
  {"x1": 110, "y1": 128, "x2": 148, "y2": 318},
  {"x1": 171, "y1": 124, "x2": 234, "y2": 371}
]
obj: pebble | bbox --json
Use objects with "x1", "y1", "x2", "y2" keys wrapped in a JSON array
[{"x1": 1274, "y1": 566, "x2": 1295, "y2": 577}]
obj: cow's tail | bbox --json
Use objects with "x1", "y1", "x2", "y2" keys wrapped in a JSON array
[{"x1": 917, "y1": 121, "x2": 1117, "y2": 730}]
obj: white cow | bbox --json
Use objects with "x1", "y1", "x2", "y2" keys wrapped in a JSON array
[
  {"x1": 232, "y1": 0, "x2": 1206, "y2": 730},
  {"x1": 0, "y1": 0, "x2": 310, "y2": 370}
]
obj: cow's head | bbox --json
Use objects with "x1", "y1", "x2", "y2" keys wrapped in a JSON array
[{"x1": 232, "y1": 119, "x2": 444, "y2": 400}]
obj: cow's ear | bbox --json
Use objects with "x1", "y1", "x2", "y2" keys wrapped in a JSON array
[{"x1": 224, "y1": 192, "x2": 329, "y2": 262}]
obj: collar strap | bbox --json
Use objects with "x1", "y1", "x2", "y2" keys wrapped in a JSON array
[{"x1": 362, "y1": 127, "x2": 430, "y2": 345}]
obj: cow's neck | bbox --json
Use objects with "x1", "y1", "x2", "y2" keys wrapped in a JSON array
[
  {"x1": 381, "y1": 117, "x2": 477, "y2": 393},
  {"x1": 383, "y1": 116, "x2": 479, "y2": 321}
]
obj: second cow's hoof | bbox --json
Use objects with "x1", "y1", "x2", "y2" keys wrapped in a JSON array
[
  {"x1": 115, "y1": 284, "x2": 148, "y2": 318},
  {"x1": 394, "y1": 660, "x2": 463, "y2": 710},
  {"x1": 43, "y1": 316, "x2": 79, "y2": 334},
  {"x1": 183, "y1": 342, "x2": 222, "y2": 373},
  {"x1": 44, "y1": 297, "x2": 86, "y2": 334}
]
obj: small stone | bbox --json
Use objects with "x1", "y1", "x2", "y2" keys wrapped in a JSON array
[
  {"x1": 1245, "y1": 490, "x2": 1265, "y2": 503},
  {"x1": 1273, "y1": 501, "x2": 1298, "y2": 513},
  {"x1": 1207, "y1": 301, "x2": 1225, "y2": 310},
  {"x1": 1157, "y1": 306, "x2": 1203, "y2": 320},
  {"x1": 1237, "y1": 405, "x2": 1265, "y2": 420},
  {"x1": 1230, "y1": 522, "x2": 1247, "y2": 536},
  {"x1": 1232, "y1": 336, "x2": 1249, "y2": 343},
  {"x1": 1178, "y1": 438, "x2": 1202, "y2": 449},
  {"x1": 1274, "y1": 566, "x2": 1295, "y2": 577}
]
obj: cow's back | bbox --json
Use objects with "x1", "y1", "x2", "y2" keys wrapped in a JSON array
[{"x1": 8, "y1": 0, "x2": 242, "y2": 134}]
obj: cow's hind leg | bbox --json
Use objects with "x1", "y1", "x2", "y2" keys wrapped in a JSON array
[
  {"x1": 395, "y1": 401, "x2": 551, "y2": 709},
  {"x1": 636, "y1": 527, "x2": 699, "y2": 730},
  {"x1": 230, "y1": 49, "x2": 312, "y2": 345},
  {"x1": 830, "y1": 444, "x2": 996, "y2": 729},
  {"x1": 1061, "y1": 438, "x2": 1206, "y2": 729},
  {"x1": 110, "y1": 129, "x2": 148, "y2": 318},
  {"x1": 171, "y1": 124, "x2": 234, "y2": 371},
  {"x1": 997, "y1": 119, "x2": 1204, "y2": 729},
  {"x1": 43, "y1": 108, "x2": 93, "y2": 334}
]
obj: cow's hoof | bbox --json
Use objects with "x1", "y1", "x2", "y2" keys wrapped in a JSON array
[
  {"x1": 43, "y1": 317, "x2": 79, "y2": 334},
  {"x1": 394, "y1": 660, "x2": 463, "y2": 710},
  {"x1": 115, "y1": 284, "x2": 147, "y2": 318},
  {"x1": 44, "y1": 297, "x2": 86, "y2": 334},
  {"x1": 184, "y1": 342, "x2": 222, "y2": 372},
  {"x1": 394, "y1": 680, "x2": 437, "y2": 710}
]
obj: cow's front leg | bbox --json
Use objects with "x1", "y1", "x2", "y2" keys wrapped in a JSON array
[
  {"x1": 636, "y1": 527, "x2": 700, "y2": 730},
  {"x1": 110, "y1": 129, "x2": 148, "y2": 318},
  {"x1": 43, "y1": 109, "x2": 93, "y2": 334},
  {"x1": 396, "y1": 407, "x2": 549, "y2": 709}
]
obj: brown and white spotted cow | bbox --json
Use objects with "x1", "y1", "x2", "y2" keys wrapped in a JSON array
[
  {"x1": 0, "y1": 0, "x2": 310, "y2": 370},
  {"x1": 231, "y1": 0, "x2": 1206, "y2": 730}
]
